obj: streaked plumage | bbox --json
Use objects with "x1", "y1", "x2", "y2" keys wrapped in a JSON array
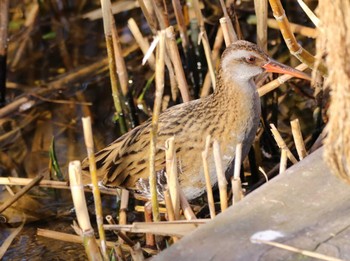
[{"x1": 82, "y1": 40, "x2": 310, "y2": 200}]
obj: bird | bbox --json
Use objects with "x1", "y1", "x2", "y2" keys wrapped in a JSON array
[{"x1": 81, "y1": 40, "x2": 310, "y2": 200}]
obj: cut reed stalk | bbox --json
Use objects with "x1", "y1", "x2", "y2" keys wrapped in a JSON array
[
  {"x1": 268, "y1": 0, "x2": 327, "y2": 75},
  {"x1": 0, "y1": 174, "x2": 43, "y2": 214},
  {"x1": 68, "y1": 161, "x2": 102, "y2": 261},
  {"x1": 149, "y1": 30, "x2": 166, "y2": 222},
  {"x1": 258, "y1": 63, "x2": 308, "y2": 97},
  {"x1": 213, "y1": 140, "x2": 228, "y2": 212},
  {"x1": 201, "y1": 135, "x2": 216, "y2": 219},
  {"x1": 291, "y1": 119, "x2": 307, "y2": 160},
  {"x1": 137, "y1": 0, "x2": 157, "y2": 33},
  {"x1": 232, "y1": 143, "x2": 243, "y2": 204},
  {"x1": 82, "y1": 116, "x2": 108, "y2": 260},
  {"x1": 254, "y1": 0, "x2": 268, "y2": 51},
  {"x1": 220, "y1": 17, "x2": 237, "y2": 46},
  {"x1": 128, "y1": 18, "x2": 155, "y2": 69},
  {"x1": 165, "y1": 26, "x2": 191, "y2": 102},
  {"x1": 163, "y1": 189, "x2": 179, "y2": 242},
  {"x1": 179, "y1": 189, "x2": 197, "y2": 220},
  {"x1": 165, "y1": 136, "x2": 180, "y2": 220},
  {"x1": 144, "y1": 202, "x2": 155, "y2": 247},
  {"x1": 279, "y1": 149, "x2": 288, "y2": 174},
  {"x1": 118, "y1": 189, "x2": 129, "y2": 245},
  {"x1": 270, "y1": 123, "x2": 298, "y2": 164}
]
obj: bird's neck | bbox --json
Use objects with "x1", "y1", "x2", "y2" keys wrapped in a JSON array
[{"x1": 213, "y1": 67, "x2": 257, "y2": 99}]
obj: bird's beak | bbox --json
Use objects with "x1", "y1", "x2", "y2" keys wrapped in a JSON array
[{"x1": 262, "y1": 58, "x2": 311, "y2": 81}]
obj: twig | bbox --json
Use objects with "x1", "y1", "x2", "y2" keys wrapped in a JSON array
[
  {"x1": 213, "y1": 140, "x2": 228, "y2": 212},
  {"x1": 149, "y1": 30, "x2": 166, "y2": 222},
  {"x1": 0, "y1": 174, "x2": 43, "y2": 214},
  {"x1": 270, "y1": 124, "x2": 298, "y2": 164},
  {"x1": 201, "y1": 135, "x2": 215, "y2": 219},
  {"x1": 0, "y1": 0, "x2": 9, "y2": 106},
  {"x1": 291, "y1": 119, "x2": 307, "y2": 160},
  {"x1": 251, "y1": 239, "x2": 344, "y2": 261},
  {"x1": 0, "y1": 219, "x2": 25, "y2": 259},
  {"x1": 82, "y1": 117, "x2": 107, "y2": 259},
  {"x1": 172, "y1": 0, "x2": 189, "y2": 50}
]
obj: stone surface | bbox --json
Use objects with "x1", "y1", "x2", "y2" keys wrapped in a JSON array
[{"x1": 154, "y1": 148, "x2": 350, "y2": 260}]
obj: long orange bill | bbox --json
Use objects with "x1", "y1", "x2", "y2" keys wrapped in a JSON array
[{"x1": 262, "y1": 58, "x2": 311, "y2": 81}]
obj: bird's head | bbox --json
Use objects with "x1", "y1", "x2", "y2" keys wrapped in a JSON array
[{"x1": 220, "y1": 40, "x2": 311, "y2": 84}]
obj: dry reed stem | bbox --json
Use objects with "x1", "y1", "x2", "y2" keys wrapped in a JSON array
[
  {"x1": 172, "y1": 0, "x2": 189, "y2": 49},
  {"x1": 251, "y1": 239, "x2": 344, "y2": 261},
  {"x1": 192, "y1": 0, "x2": 216, "y2": 89},
  {"x1": 254, "y1": 0, "x2": 268, "y2": 51},
  {"x1": 165, "y1": 136, "x2": 180, "y2": 220},
  {"x1": 318, "y1": 1, "x2": 350, "y2": 184},
  {"x1": 179, "y1": 189, "x2": 197, "y2": 220},
  {"x1": 213, "y1": 140, "x2": 228, "y2": 212},
  {"x1": 128, "y1": 18, "x2": 155, "y2": 69},
  {"x1": 231, "y1": 177, "x2": 243, "y2": 204},
  {"x1": 163, "y1": 189, "x2": 179, "y2": 242},
  {"x1": 165, "y1": 26, "x2": 191, "y2": 102},
  {"x1": 100, "y1": 0, "x2": 127, "y2": 134},
  {"x1": 200, "y1": 27, "x2": 224, "y2": 97},
  {"x1": 137, "y1": 0, "x2": 157, "y2": 33},
  {"x1": 220, "y1": 17, "x2": 237, "y2": 46},
  {"x1": 202, "y1": 135, "x2": 216, "y2": 219},
  {"x1": 233, "y1": 143, "x2": 243, "y2": 180},
  {"x1": 144, "y1": 202, "x2": 155, "y2": 247},
  {"x1": 135, "y1": 205, "x2": 167, "y2": 213},
  {"x1": 104, "y1": 219, "x2": 207, "y2": 237},
  {"x1": 105, "y1": 215, "x2": 135, "y2": 248},
  {"x1": 0, "y1": 174, "x2": 43, "y2": 214},
  {"x1": 0, "y1": 219, "x2": 24, "y2": 259},
  {"x1": 69, "y1": 161, "x2": 102, "y2": 261},
  {"x1": 279, "y1": 149, "x2": 287, "y2": 174},
  {"x1": 37, "y1": 229, "x2": 125, "y2": 249},
  {"x1": 258, "y1": 63, "x2": 308, "y2": 97},
  {"x1": 297, "y1": 0, "x2": 320, "y2": 27},
  {"x1": 268, "y1": 0, "x2": 327, "y2": 75},
  {"x1": 118, "y1": 189, "x2": 129, "y2": 245},
  {"x1": 149, "y1": 30, "x2": 166, "y2": 222},
  {"x1": 270, "y1": 124, "x2": 298, "y2": 164},
  {"x1": 290, "y1": 119, "x2": 307, "y2": 160},
  {"x1": 110, "y1": 11, "x2": 129, "y2": 95},
  {"x1": 129, "y1": 242, "x2": 145, "y2": 261},
  {"x1": 82, "y1": 117, "x2": 107, "y2": 259},
  {"x1": 69, "y1": 161, "x2": 92, "y2": 231}
]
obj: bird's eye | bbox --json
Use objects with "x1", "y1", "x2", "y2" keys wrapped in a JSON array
[{"x1": 246, "y1": 56, "x2": 256, "y2": 63}]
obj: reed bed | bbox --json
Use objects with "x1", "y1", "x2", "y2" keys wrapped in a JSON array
[{"x1": 0, "y1": 0, "x2": 336, "y2": 260}]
